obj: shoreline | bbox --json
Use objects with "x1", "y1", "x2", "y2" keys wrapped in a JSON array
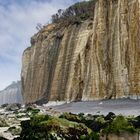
[{"x1": 45, "y1": 98, "x2": 140, "y2": 116}]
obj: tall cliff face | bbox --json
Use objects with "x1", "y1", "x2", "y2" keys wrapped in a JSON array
[
  {"x1": 21, "y1": 0, "x2": 140, "y2": 103},
  {"x1": 0, "y1": 81, "x2": 23, "y2": 105}
]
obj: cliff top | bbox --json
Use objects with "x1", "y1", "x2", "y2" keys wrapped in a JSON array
[
  {"x1": 30, "y1": 0, "x2": 97, "y2": 45},
  {"x1": 51, "y1": 0, "x2": 96, "y2": 24}
]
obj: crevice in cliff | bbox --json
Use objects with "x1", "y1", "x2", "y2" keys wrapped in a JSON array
[
  {"x1": 45, "y1": 36, "x2": 62, "y2": 101},
  {"x1": 70, "y1": 54, "x2": 83, "y2": 101}
]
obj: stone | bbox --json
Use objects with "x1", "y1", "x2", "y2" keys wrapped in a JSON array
[
  {"x1": 6, "y1": 104, "x2": 21, "y2": 112},
  {"x1": 100, "y1": 132, "x2": 139, "y2": 140},
  {"x1": 18, "y1": 115, "x2": 92, "y2": 140},
  {"x1": 0, "y1": 118, "x2": 8, "y2": 127},
  {"x1": 21, "y1": 0, "x2": 140, "y2": 104},
  {"x1": 8, "y1": 126, "x2": 21, "y2": 136}
]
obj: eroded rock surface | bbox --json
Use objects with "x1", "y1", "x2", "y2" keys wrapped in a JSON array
[
  {"x1": 21, "y1": 0, "x2": 140, "y2": 103},
  {"x1": 100, "y1": 132, "x2": 139, "y2": 140},
  {"x1": 0, "y1": 81, "x2": 23, "y2": 105}
]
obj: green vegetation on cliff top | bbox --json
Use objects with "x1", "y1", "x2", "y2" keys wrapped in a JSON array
[{"x1": 51, "y1": 0, "x2": 97, "y2": 25}]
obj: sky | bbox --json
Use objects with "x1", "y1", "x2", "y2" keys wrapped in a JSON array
[{"x1": 0, "y1": 0, "x2": 84, "y2": 90}]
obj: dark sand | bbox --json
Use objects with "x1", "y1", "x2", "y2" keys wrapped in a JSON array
[{"x1": 51, "y1": 99, "x2": 140, "y2": 116}]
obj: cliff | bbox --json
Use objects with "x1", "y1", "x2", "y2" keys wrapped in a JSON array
[
  {"x1": 21, "y1": 0, "x2": 140, "y2": 104},
  {"x1": 0, "y1": 81, "x2": 23, "y2": 105}
]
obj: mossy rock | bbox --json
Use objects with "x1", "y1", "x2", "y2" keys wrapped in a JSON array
[
  {"x1": 130, "y1": 115, "x2": 140, "y2": 129},
  {"x1": 105, "y1": 112, "x2": 116, "y2": 120},
  {"x1": 19, "y1": 114, "x2": 92, "y2": 140},
  {"x1": 8, "y1": 126, "x2": 22, "y2": 135},
  {"x1": 34, "y1": 117, "x2": 92, "y2": 140},
  {"x1": 59, "y1": 112, "x2": 81, "y2": 123},
  {"x1": 103, "y1": 115, "x2": 136, "y2": 134},
  {"x1": 85, "y1": 116, "x2": 107, "y2": 132},
  {"x1": 60, "y1": 113, "x2": 108, "y2": 133},
  {"x1": 26, "y1": 107, "x2": 40, "y2": 116},
  {"x1": 0, "y1": 117, "x2": 9, "y2": 127},
  {"x1": 5, "y1": 103, "x2": 21, "y2": 111},
  {"x1": 17, "y1": 113, "x2": 140, "y2": 140}
]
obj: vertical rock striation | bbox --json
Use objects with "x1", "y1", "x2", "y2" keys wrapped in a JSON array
[
  {"x1": 21, "y1": 0, "x2": 140, "y2": 103},
  {"x1": 0, "y1": 81, "x2": 23, "y2": 105}
]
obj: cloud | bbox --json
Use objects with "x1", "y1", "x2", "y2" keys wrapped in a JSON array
[{"x1": 0, "y1": 0, "x2": 83, "y2": 90}]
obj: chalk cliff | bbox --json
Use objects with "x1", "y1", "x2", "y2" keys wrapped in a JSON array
[
  {"x1": 0, "y1": 81, "x2": 23, "y2": 105},
  {"x1": 21, "y1": 0, "x2": 140, "y2": 103}
]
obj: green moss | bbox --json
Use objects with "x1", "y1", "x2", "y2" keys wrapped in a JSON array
[
  {"x1": 59, "y1": 112, "x2": 81, "y2": 123},
  {"x1": 39, "y1": 117, "x2": 92, "y2": 132},
  {"x1": 19, "y1": 114, "x2": 92, "y2": 140},
  {"x1": 18, "y1": 113, "x2": 139, "y2": 140},
  {"x1": 31, "y1": 114, "x2": 50, "y2": 126},
  {"x1": 95, "y1": 116, "x2": 106, "y2": 124},
  {"x1": 90, "y1": 132, "x2": 100, "y2": 140},
  {"x1": 26, "y1": 107, "x2": 40, "y2": 116},
  {"x1": 103, "y1": 115, "x2": 136, "y2": 134},
  {"x1": 39, "y1": 117, "x2": 75, "y2": 129}
]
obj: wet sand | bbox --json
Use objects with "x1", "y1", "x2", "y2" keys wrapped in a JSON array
[{"x1": 50, "y1": 99, "x2": 140, "y2": 116}]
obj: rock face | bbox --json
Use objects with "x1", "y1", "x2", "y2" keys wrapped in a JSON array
[
  {"x1": 100, "y1": 132, "x2": 139, "y2": 140},
  {"x1": 0, "y1": 81, "x2": 23, "y2": 105},
  {"x1": 21, "y1": 0, "x2": 140, "y2": 103}
]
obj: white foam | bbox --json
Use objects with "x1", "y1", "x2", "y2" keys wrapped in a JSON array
[{"x1": 43, "y1": 101, "x2": 67, "y2": 107}]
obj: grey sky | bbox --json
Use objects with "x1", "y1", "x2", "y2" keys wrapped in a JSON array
[{"x1": 0, "y1": 0, "x2": 83, "y2": 90}]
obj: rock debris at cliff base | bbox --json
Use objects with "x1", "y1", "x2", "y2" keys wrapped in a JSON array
[{"x1": 0, "y1": 99, "x2": 140, "y2": 140}]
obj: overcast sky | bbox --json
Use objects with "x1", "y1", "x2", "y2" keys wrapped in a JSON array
[{"x1": 0, "y1": 0, "x2": 84, "y2": 90}]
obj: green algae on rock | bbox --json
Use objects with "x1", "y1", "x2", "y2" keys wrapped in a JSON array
[
  {"x1": 18, "y1": 114, "x2": 92, "y2": 140},
  {"x1": 15, "y1": 112, "x2": 140, "y2": 140}
]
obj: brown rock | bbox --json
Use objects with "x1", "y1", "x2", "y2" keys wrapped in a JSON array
[
  {"x1": 21, "y1": 0, "x2": 140, "y2": 103},
  {"x1": 100, "y1": 132, "x2": 139, "y2": 140}
]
